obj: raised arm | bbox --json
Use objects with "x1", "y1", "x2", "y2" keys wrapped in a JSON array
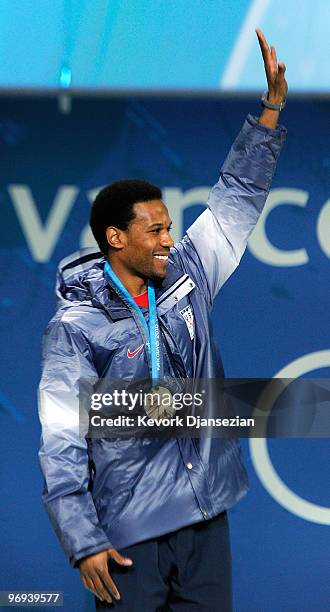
[{"x1": 173, "y1": 30, "x2": 287, "y2": 305}]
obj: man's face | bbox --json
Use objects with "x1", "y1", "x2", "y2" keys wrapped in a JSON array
[{"x1": 112, "y1": 200, "x2": 174, "y2": 283}]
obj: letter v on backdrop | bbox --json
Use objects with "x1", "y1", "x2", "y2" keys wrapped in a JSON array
[{"x1": 8, "y1": 185, "x2": 78, "y2": 262}]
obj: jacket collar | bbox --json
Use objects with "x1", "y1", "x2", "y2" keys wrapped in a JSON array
[{"x1": 89, "y1": 258, "x2": 186, "y2": 321}]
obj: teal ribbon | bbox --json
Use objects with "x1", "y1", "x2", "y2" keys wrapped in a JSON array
[{"x1": 104, "y1": 261, "x2": 162, "y2": 386}]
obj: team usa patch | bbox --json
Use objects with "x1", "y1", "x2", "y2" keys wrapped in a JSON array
[{"x1": 179, "y1": 305, "x2": 195, "y2": 340}]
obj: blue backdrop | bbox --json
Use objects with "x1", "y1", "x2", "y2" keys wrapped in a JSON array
[{"x1": 1, "y1": 96, "x2": 329, "y2": 611}]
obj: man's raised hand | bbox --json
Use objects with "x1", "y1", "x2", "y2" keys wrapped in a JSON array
[
  {"x1": 78, "y1": 547, "x2": 133, "y2": 604},
  {"x1": 256, "y1": 28, "x2": 288, "y2": 105}
]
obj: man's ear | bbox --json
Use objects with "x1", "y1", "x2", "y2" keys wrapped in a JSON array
[{"x1": 106, "y1": 226, "x2": 127, "y2": 250}]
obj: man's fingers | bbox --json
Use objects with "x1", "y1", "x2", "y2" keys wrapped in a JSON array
[
  {"x1": 82, "y1": 575, "x2": 104, "y2": 602},
  {"x1": 82, "y1": 576, "x2": 94, "y2": 595},
  {"x1": 92, "y1": 573, "x2": 113, "y2": 604},
  {"x1": 278, "y1": 62, "x2": 286, "y2": 73},
  {"x1": 108, "y1": 548, "x2": 133, "y2": 566},
  {"x1": 79, "y1": 549, "x2": 132, "y2": 603},
  {"x1": 255, "y1": 28, "x2": 270, "y2": 61},
  {"x1": 78, "y1": 550, "x2": 125, "y2": 603},
  {"x1": 271, "y1": 46, "x2": 278, "y2": 66},
  {"x1": 97, "y1": 566, "x2": 121, "y2": 601},
  {"x1": 255, "y1": 28, "x2": 267, "y2": 46}
]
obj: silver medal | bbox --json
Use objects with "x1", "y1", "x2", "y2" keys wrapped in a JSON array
[{"x1": 144, "y1": 386, "x2": 176, "y2": 419}]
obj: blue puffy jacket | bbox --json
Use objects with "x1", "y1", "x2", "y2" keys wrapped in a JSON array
[{"x1": 38, "y1": 115, "x2": 286, "y2": 567}]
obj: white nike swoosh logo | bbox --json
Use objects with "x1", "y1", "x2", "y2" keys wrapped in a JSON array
[{"x1": 127, "y1": 344, "x2": 144, "y2": 358}]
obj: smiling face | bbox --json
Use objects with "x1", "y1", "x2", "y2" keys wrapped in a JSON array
[{"x1": 106, "y1": 199, "x2": 174, "y2": 293}]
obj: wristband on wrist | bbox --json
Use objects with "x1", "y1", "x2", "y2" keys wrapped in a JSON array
[{"x1": 261, "y1": 91, "x2": 286, "y2": 111}]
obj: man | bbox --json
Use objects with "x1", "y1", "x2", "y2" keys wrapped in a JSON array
[{"x1": 38, "y1": 30, "x2": 287, "y2": 611}]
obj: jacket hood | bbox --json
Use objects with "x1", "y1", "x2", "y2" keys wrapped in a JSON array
[{"x1": 56, "y1": 248, "x2": 105, "y2": 308}]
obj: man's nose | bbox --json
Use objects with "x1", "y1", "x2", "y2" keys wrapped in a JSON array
[{"x1": 161, "y1": 231, "x2": 174, "y2": 248}]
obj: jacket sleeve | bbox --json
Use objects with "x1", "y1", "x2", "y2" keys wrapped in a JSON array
[
  {"x1": 38, "y1": 316, "x2": 112, "y2": 567},
  {"x1": 174, "y1": 114, "x2": 287, "y2": 305}
]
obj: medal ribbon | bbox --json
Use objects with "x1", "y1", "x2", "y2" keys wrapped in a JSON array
[{"x1": 104, "y1": 261, "x2": 162, "y2": 387}]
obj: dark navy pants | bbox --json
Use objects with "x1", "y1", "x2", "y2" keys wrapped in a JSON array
[{"x1": 95, "y1": 511, "x2": 232, "y2": 611}]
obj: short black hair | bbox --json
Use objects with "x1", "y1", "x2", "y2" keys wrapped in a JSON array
[{"x1": 90, "y1": 179, "x2": 162, "y2": 255}]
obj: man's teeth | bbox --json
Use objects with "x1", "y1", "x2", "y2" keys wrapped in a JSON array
[{"x1": 154, "y1": 255, "x2": 168, "y2": 260}]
